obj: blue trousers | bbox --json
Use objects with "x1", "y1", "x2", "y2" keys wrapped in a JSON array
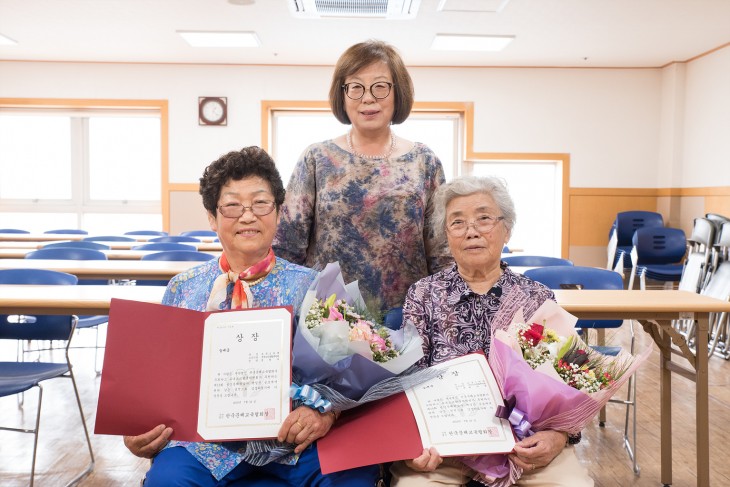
[{"x1": 144, "y1": 445, "x2": 380, "y2": 487}]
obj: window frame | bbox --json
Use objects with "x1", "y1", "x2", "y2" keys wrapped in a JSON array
[{"x1": 0, "y1": 98, "x2": 169, "y2": 231}]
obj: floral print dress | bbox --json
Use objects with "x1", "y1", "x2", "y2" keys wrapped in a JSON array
[{"x1": 274, "y1": 139, "x2": 451, "y2": 315}]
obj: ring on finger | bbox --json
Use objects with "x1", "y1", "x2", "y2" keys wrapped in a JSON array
[
  {"x1": 531, "y1": 463, "x2": 536, "y2": 471},
  {"x1": 295, "y1": 420, "x2": 305, "y2": 429}
]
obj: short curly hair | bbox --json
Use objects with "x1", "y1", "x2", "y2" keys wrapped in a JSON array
[
  {"x1": 329, "y1": 39, "x2": 414, "y2": 125},
  {"x1": 199, "y1": 146, "x2": 285, "y2": 216}
]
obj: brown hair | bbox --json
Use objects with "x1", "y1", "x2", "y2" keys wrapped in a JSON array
[{"x1": 328, "y1": 39, "x2": 414, "y2": 125}]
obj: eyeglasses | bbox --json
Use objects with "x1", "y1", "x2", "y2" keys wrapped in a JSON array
[
  {"x1": 342, "y1": 82, "x2": 393, "y2": 100},
  {"x1": 447, "y1": 215, "x2": 505, "y2": 237},
  {"x1": 217, "y1": 201, "x2": 275, "y2": 218}
]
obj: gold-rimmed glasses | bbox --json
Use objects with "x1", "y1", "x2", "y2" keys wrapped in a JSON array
[
  {"x1": 446, "y1": 215, "x2": 505, "y2": 237},
  {"x1": 217, "y1": 201, "x2": 275, "y2": 218}
]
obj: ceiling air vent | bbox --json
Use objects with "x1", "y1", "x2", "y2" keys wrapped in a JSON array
[{"x1": 288, "y1": 0, "x2": 421, "y2": 19}]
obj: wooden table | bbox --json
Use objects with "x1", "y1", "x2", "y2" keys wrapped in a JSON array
[
  {"x1": 553, "y1": 289, "x2": 727, "y2": 487},
  {"x1": 0, "y1": 284, "x2": 166, "y2": 315},
  {"x1": 0, "y1": 248, "x2": 220, "y2": 260},
  {"x1": 0, "y1": 258, "x2": 199, "y2": 280}
]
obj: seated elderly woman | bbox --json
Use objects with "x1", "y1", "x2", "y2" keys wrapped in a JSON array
[
  {"x1": 123, "y1": 146, "x2": 379, "y2": 486},
  {"x1": 389, "y1": 175, "x2": 593, "y2": 487}
]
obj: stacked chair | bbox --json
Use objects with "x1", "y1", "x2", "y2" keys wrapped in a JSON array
[
  {"x1": 608, "y1": 211, "x2": 664, "y2": 272},
  {"x1": 672, "y1": 219, "x2": 730, "y2": 359},
  {"x1": 626, "y1": 227, "x2": 686, "y2": 290}
]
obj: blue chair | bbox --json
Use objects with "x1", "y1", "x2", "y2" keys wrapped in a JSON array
[
  {"x1": 26, "y1": 247, "x2": 107, "y2": 264},
  {"x1": 383, "y1": 307, "x2": 404, "y2": 330},
  {"x1": 149, "y1": 235, "x2": 201, "y2": 243},
  {"x1": 0, "y1": 228, "x2": 30, "y2": 233},
  {"x1": 0, "y1": 269, "x2": 95, "y2": 485},
  {"x1": 25, "y1": 247, "x2": 110, "y2": 373},
  {"x1": 627, "y1": 227, "x2": 687, "y2": 290},
  {"x1": 501, "y1": 255, "x2": 573, "y2": 267},
  {"x1": 138, "y1": 250, "x2": 215, "y2": 286},
  {"x1": 124, "y1": 230, "x2": 169, "y2": 237},
  {"x1": 132, "y1": 242, "x2": 197, "y2": 251},
  {"x1": 42, "y1": 241, "x2": 110, "y2": 251},
  {"x1": 523, "y1": 265, "x2": 639, "y2": 473},
  {"x1": 82, "y1": 235, "x2": 136, "y2": 242},
  {"x1": 43, "y1": 229, "x2": 89, "y2": 234},
  {"x1": 179, "y1": 230, "x2": 217, "y2": 237},
  {"x1": 611, "y1": 211, "x2": 664, "y2": 269}
]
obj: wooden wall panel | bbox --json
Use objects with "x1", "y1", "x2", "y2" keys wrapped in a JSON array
[
  {"x1": 706, "y1": 195, "x2": 730, "y2": 220},
  {"x1": 569, "y1": 195, "x2": 658, "y2": 246}
]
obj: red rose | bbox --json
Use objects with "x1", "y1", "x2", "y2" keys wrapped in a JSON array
[{"x1": 522, "y1": 323, "x2": 545, "y2": 346}]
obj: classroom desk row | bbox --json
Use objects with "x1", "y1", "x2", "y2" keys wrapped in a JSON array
[
  {"x1": 0, "y1": 258, "x2": 197, "y2": 280},
  {"x1": 0, "y1": 248, "x2": 221, "y2": 260},
  {"x1": 0, "y1": 240, "x2": 222, "y2": 251},
  {"x1": 0, "y1": 232, "x2": 219, "y2": 243},
  {"x1": 0, "y1": 283, "x2": 724, "y2": 486}
]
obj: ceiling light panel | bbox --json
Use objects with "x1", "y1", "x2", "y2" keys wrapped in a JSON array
[
  {"x1": 431, "y1": 34, "x2": 514, "y2": 52},
  {"x1": 177, "y1": 31, "x2": 260, "y2": 48}
]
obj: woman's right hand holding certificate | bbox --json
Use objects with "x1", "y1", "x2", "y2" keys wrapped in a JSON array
[
  {"x1": 123, "y1": 424, "x2": 173, "y2": 459},
  {"x1": 405, "y1": 447, "x2": 443, "y2": 472}
]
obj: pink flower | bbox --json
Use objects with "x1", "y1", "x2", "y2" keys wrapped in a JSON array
[
  {"x1": 370, "y1": 334, "x2": 387, "y2": 351},
  {"x1": 326, "y1": 306, "x2": 344, "y2": 321},
  {"x1": 349, "y1": 321, "x2": 373, "y2": 341}
]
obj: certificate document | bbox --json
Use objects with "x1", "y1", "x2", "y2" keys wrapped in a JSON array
[
  {"x1": 94, "y1": 299, "x2": 293, "y2": 443},
  {"x1": 404, "y1": 354, "x2": 515, "y2": 456},
  {"x1": 198, "y1": 308, "x2": 292, "y2": 441}
]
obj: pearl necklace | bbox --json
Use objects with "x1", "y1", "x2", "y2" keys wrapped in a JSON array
[
  {"x1": 245, "y1": 275, "x2": 267, "y2": 286},
  {"x1": 346, "y1": 129, "x2": 396, "y2": 160}
]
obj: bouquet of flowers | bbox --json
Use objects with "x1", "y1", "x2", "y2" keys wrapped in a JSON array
[
  {"x1": 304, "y1": 293, "x2": 400, "y2": 364},
  {"x1": 292, "y1": 262, "x2": 432, "y2": 410},
  {"x1": 461, "y1": 289, "x2": 653, "y2": 487}
]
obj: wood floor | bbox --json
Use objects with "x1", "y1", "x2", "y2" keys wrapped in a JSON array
[{"x1": 1, "y1": 322, "x2": 729, "y2": 486}]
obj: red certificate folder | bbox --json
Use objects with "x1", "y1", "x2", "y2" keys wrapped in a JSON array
[
  {"x1": 317, "y1": 391, "x2": 424, "y2": 474},
  {"x1": 317, "y1": 352, "x2": 515, "y2": 474},
  {"x1": 94, "y1": 298, "x2": 292, "y2": 442}
]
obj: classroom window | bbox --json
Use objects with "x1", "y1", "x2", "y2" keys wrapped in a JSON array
[
  {"x1": 0, "y1": 108, "x2": 162, "y2": 233},
  {"x1": 468, "y1": 160, "x2": 562, "y2": 257},
  {"x1": 271, "y1": 110, "x2": 460, "y2": 185}
]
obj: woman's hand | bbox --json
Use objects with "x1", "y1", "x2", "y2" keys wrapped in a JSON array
[
  {"x1": 123, "y1": 424, "x2": 173, "y2": 459},
  {"x1": 277, "y1": 406, "x2": 336, "y2": 454},
  {"x1": 405, "y1": 447, "x2": 443, "y2": 472},
  {"x1": 509, "y1": 430, "x2": 567, "y2": 472}
]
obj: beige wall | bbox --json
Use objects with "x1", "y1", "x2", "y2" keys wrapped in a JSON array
[{"x1": 2, "y1": 44, "x2": 729, "y2": 254}]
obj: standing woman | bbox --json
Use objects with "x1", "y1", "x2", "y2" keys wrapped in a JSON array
[{"x1": 274, "y1": 39, "x2": 451, "y2": 317}]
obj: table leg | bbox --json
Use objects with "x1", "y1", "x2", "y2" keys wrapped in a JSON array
[
  {"x1": 658, "y1": 320, "x2": 672, "y2": 486},
  {"x1": 695, "y1": 314, "x2": 710, "y2": 487}
]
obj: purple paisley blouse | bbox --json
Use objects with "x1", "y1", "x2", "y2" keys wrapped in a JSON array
[
  {"x1": 273, "y1": 139, "x2": 452, "y2": 314},
  {"x1": 403, "y1": 262, "x2": 555, "y2": 367}
]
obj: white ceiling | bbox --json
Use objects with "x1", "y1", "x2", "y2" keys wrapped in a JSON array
[{"x1": 1, "y1": 0, "x2": 729, "y2": 68}]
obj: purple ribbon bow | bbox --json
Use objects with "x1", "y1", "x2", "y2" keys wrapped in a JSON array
[{"x1": 495, "y1": 395, "x2": 534, "y2": 439}]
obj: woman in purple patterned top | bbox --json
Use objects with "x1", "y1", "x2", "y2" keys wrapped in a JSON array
[
  {"x1": 274, "y1": 40, "x2": 451, "y2": 317},
  {"x1": 389, "y1": 176, "x2": 593, "y2": 487}
]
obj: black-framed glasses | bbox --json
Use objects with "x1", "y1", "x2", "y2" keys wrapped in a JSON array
[
  {"x1": 447, "y1": 215, "x2": 505, "y2": 237},
  {"x1": 217, "y1": 201, "x2": 275, "y2": 218},
  {"x1": 342, "y1": 82, "x2": 393, "y2": 100}
]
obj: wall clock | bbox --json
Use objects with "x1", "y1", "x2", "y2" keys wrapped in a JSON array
[{"x1": 198, "y1": 96, "x2": 227, "y2": 126}]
